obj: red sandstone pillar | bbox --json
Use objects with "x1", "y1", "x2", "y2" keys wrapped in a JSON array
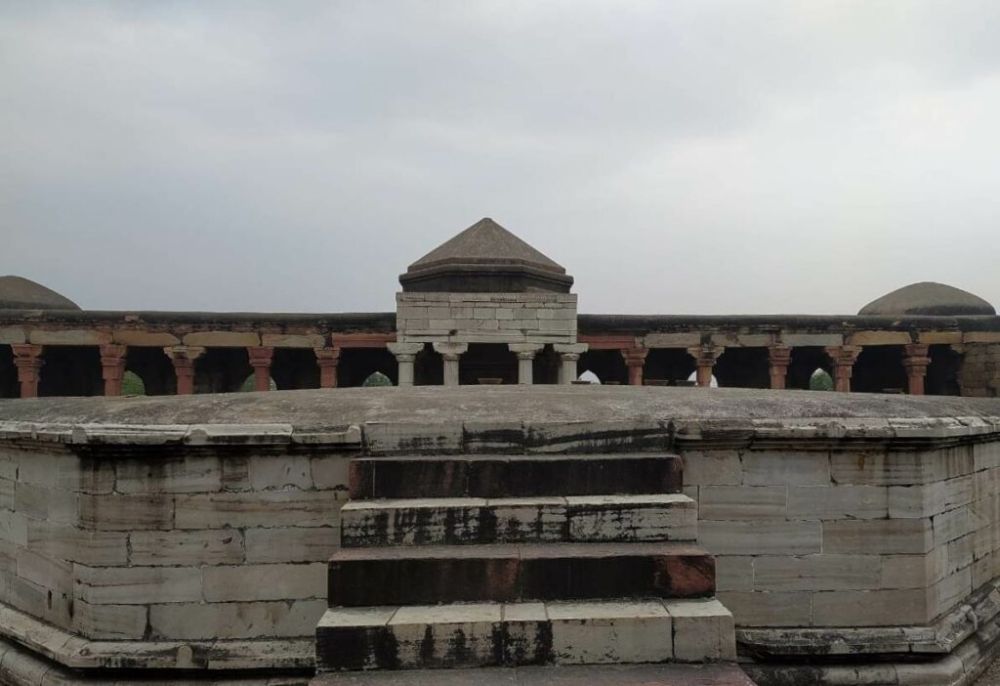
[
  {"x1": 687, "y1": 345, "x2": 724, "y2": 387},
  {"x1": 825, "y1": 345, "x2": 862, "y2": 393},
  {"x1": 902, "y1": 343, "x2": 931, "y2": 395},
  {"x1": 11, "y1": 344, "x2": 44, "y2": 399},
  {"x1": 768, "y1": 346, "x2": 792, "y2": 390},
  {"x1": 247, "y1": 347, "x2": 275, "y2": 392},
  {"x1": 164, "y1": 346, "x2": 205, "y2": 395},
  {"x1": 621, "y1": 347, "x2": 648, "y2": 386},
  {"x1": 315, "y1": 346, "x2": 341, "y2": 389},
  {"x1": 100, "y1": 344, "x2": 128, "y2": 396}
]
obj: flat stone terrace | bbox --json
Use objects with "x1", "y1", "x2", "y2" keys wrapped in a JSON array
[{"x1": 3, "y1": 385, "x2": 1000, "y2": 430}]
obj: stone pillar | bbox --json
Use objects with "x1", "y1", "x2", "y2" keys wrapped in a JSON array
[
  {"x1": 767, "y1": 345, "x2": 792, "y2": 390},
  {"x1": 433, "y1": 342, "x2": 468, "y2": 386},
  {"x1": 100, "y1": 344, "x2": 128, "y2": 396},
  {"x1": 164, "y1": 346, "x2": 205, "y2": 395},
  {"x1": 247, "y1": 347, "x2": 275, "y2": 392},
  {"x1": 825, "y1": 345, "x2": 862, "y2": 393},
  {"x1": 11, "y1": 344, "x2": 44, "y2": 399},
  {"x1": 902, "y1": 343, "x2": 932, "y2": 396},
  {"x1": 387, "y1": 342, "x2": 425, "y2": 387},
  {"x1": 687, "y1": 345, "x2": 724, "y2": 387},
  {"x1": 621, "y1": 347, "x2": 648, "y2": 386},
  {"x1": 509, "y1": 343, "x2": 545, "y2": 385},
  {"x1": 554, "y1": 343, "x2": 589, "y2": 384},
  {"x1": 314, "y1": 346, "x2": 341, "y2": 389}
]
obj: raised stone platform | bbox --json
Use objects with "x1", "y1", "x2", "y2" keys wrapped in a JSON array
[{"x1": 1, "y1": 386, "x2": 999, "y2": 684}]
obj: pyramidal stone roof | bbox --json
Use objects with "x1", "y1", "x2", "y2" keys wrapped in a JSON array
[
  {"x1": 400, "y1": 218, "x2": 573, "y2": 293},
  {"x1": 859, "y1": 281, "x2": 995, "y2": 316},
  {"x1": 0, "y1": 275, "x2": 79, "y2": 310}
]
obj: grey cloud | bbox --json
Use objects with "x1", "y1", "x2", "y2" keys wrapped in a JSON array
[{"x1": 2, "y1": 1, "x2": 998, "y2": 314}]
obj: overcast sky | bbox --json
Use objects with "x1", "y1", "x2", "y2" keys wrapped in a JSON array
[{"x1": 3, "y1": 1, "x2": 999, "y2": 315}]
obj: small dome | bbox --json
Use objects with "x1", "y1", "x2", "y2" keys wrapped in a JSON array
[
  {"x1": 400, "y1": 218, "x2": 573, "y2": 293},
  {"x1": 859, "y1": 282, "x2": 995, "y2": 316},
  {"x1": 0, "y1": 276, "x2": 80, "y2": 310}
]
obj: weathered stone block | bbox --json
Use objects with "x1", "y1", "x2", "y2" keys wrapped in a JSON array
[
  {"x1": 715, "y1": 556, "x2": 754, "y2": 592},
  {"x1": 75, "y1": 565, "x2": 202, "y2": 605},
  {"x1": 717, "y1": 591, "x2": 812, "y2": 627},
  {"x1": 665, "y1": 598, "x2": 736, "y2": 662},
  {"x1": 29, "y1": 329, "x2": 111, "y2": 345},
  {"x1": 182, "y1": 331, "x2": 260, "y2": 346},
  {"x1": 310, "y1": 455, "x2": 350, "y2": 492},
  {"x1": 548, "y1": 600, "x2": 672, "y2": 664},
  {"x1": 888, "y1": 476, "x2": 972, "y2": 518},
  {"x1": 753, "y1": 555, "x2": 881, "y2": 591},
  {"x1": 14, "y1": 483, "x2": 77, "y2": 524},
  {"x1": 391, "y1": 603, "x2": 502, "y2": 668},
  {"x1": 823, "y1": 519, "x2": 933, "y2": 555},
  {"x1": 812, "y1": 589, "x2": 928, "y2": 626},
  {"x1": 699, "y1": 486, "x2": 785, "y2": 520},
  {"x1": 129, "y1": 529, "x2": 244, "y2": 566},
  {"x1": 203, "y1": 562, "x2": 326, "y2": 602},
  {"x1": 174, "y1": 491, "x2": 340, "y2": 529},
  {"x1": 116, "y1": 456, "x2": 222, "y2": 494},
  {"x1": 26, "y1": 521, "x2": 127, "y2": 566},
  {"x1": 149, "y1": 598, "x2": 325, "y2": 640},
  {"x1": 786, "y1": 486, "x2": 888, "y2": 520},
  {"x1": 73, "y1": 600, "x2": 147, "y2": 639},
  {"x1": 680, "y1": 451, "x2": 741, "y2": 486},
  {"x1": 79, "y1": 493, "x2": 174, "y2": 530},
  {"x1": 245, "y1": 526, "x2": 340, "y2": 563},
  {"x1": 249, "y1": 455, "x2": 312, "y2": 490},
  {"x1": 743, "y1": 451, "x2": 830, "y2": 486},
  {"x1": 700, "y1": 521, "x2": 821, "y2": 556}
]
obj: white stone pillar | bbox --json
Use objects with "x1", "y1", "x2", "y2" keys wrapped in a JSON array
[
  {"x1": 509, "y1": 343, "x2": 545, "y2": 385},
  {"x1": 433, "y1": 342, "x2": 468, "y2": 386},
  {"x1": 387, "y1": 342, "x2": 425, "y2": 387},
  {"x1": 554, "y1": 343, "x2": 589, "y2": 385}
]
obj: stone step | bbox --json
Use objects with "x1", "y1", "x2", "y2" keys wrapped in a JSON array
[
  {"x1": 315, "y1": 598, "x2": 736, "y2": 672},
  {"x1": 348, "y1": 455, "x2": 683, "y2": 500},
  {"x1": 311, "y1": 663, "x2": 756, "y2": 685},
  {"x1": 327, "y1": 542, "x2": 714, "y2": 607},
  {"x1": 341, "y1": 494, "x2": 698, "y2": 547}
]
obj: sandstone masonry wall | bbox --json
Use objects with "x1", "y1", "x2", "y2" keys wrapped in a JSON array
[{"x1": 396, "y1": 292, "x2": 577, "y2": 344}]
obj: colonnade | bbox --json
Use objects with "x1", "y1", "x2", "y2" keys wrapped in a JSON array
[{"x1": 2, "y1": 339, "x2": 945, "y2": 398}]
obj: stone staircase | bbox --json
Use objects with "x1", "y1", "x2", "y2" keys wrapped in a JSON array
[{"x1": 312, "y1": 455, "x2": 744, "y2": 683}]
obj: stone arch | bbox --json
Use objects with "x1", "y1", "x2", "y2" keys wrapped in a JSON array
[
  {"x1": 0, "y1": 345, "x2": 17, "y2": 398},
  {"x1": 125, "y1": 347, "x2": 175, "y2": 395},
  {"x1": 713, "y1": 347, "x2": 769, "y2": 388},
  {"x1": 339, "y1": 348, "x2": 398, "y2": 387},
  {"x1": 195, "y1": 348, "x2": 253, "y2": 394},
  {"x1": 38, "y1": 346, "x2": 102, "y2": 397},
  {"x1": 644, "y1": 349, "x2": 695, "y2": 386},
  {"x1": 460, "y1": 344, "x2": 516, "y2": 385},
  {"x1": 576, "y1": 349, "x2": 627, "y2": 385},
  {"x1": 926, "y1": 344, "x2": 962, "y2": 396},
  {"x1": 852, "y1": 345, "x2": 906, "y2": 394},
  {"x1": 787, "y1": 347, "x2": 832, "y2": 390}
]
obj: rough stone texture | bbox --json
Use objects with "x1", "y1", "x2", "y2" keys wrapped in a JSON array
[
  {"x1": 0, "y1": 275, "x2": 79, "y2": 310},
  {"x1": 396, "y1": 292, "x2": 578, "y2": 344}
]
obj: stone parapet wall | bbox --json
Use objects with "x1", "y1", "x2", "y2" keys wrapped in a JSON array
[{"x1": 396, "y1": 292, "x2": 577, "y2": 344}]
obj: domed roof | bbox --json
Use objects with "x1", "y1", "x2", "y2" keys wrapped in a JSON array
[
  {"x1": 0, "y1": 275, "x2": 79, "y2": 310},
  {"x1": 400, "y1": 218, "x2": 573, "y2": 293},
  {"x1": 859, "y1": 281, "x2": 995, "y2": 316}
]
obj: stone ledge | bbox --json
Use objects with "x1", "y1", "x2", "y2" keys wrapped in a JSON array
[
  {"x1": 0, "y1": 601, "x2": 315, "y2": 672},
  {"x1": 738, "y1": 578, "x2": 1000, "y2": 658},
  {"x1": 0, "y1": 422, "x2": 362, "y2": 450},
  {"x1": 743, "y1": 589, "x2": 1000, "y2": 685}
]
